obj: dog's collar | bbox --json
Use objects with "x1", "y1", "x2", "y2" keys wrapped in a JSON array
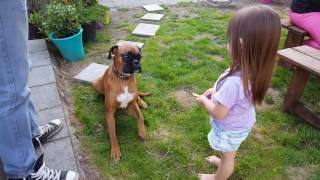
[{"x1": 112, "y1": 64, "x2": 133, "y2": 80}]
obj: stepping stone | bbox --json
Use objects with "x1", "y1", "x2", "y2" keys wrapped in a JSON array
[
  {"x1": 28, "y1": 39, "x2": 47, "y2": 53},
  {"x1": 206, "y1": 0, "x2": 232, "y2": 7},
  {"x1": 132, "y1": 23, "x2": 160, "y2": 37},
  {"x1": 143, "y1": 4, "x2": 164, "y2": 12},
  {"x1": 29, "y1": 65, "x2": 56, "y2": 87},
  {"x1": 31, "y1": 83, "x2": 61, "y2": 111},
  {"x1": 117, "y1": 40, "x2": 144, "y2": 49},
  {"x1": 141, "y1": 13, "x2": 164, "y2": 21},
  {"x1": 74, "y1": 63, "x2": 109, "y2": 84}
]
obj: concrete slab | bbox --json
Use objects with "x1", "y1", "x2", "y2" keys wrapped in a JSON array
[
  {"x1": 28, "y1": 39, "x2": 47, "y2": 53},
  {"x1": 29, "y1": 65, "x2": 56, "y2": 87},
  {"x1": 100, "y1": 0, "x2": 197, "y2": 8},
  {"x1": 37, "y1": 138, "x2": 78, "y2": 171},
  {"x1": 206, "y1": 0, "x2": 232, "y2": 6},
  {"x1": 31, "y1": 83, "x2": 61, "y2": 110},
  {"x1": 117, "y1": 40, "x2": 144, "y2": 49},
  {"x1": 38, "y1": 106, "x2": 69, "y2": 141},
  {"x1": 132, "y1": 23, "x2": 160, "y2": 37},
  {"x1": 141, "y1": 13, "x2": 164, "y2": 21},
  {"x1": 143, "y1": 4, "x2": 164, "y2": 12},
  {"x1": 29, "y1": 51, "x2": 51, "y2": 68},
  {"x1": 74, "y1": 63, "x2": 109, "y2": 84}
]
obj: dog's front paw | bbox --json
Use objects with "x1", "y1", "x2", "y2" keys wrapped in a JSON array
[
  {"x1": 138, "y1": 128, "x2": 145, "y2": 141},
  {"x1": 111, "y1": 147, "x2": 121, "y2": 161}
]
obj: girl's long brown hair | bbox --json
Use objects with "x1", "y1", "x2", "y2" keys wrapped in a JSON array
[{"x1": 220, "y1": 5, "x2": 281, "y2": 105}]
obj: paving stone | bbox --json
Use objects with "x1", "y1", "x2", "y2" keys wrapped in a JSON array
[
  {"x1": 29, "y1": 51, "x2": 51, "y2": 68},
  {"x1": 143, "y1": 4, "x2": 164, "y2": 12},
  {"x1": 206, "y1": 0, "x2": 232, "y2": 6},
  {"x1": 132, "y1": 23, "x2": 160, "y2": 37},
  {"x1": 38, "y1": 106, "x2": 69, "y2": 141},
  {"x1": 29, "y1": 65, "x2": 56, "y2": 87},
  {"x1": 31, "y1": 83, "x2": 61, "y2": 111},
  {"x1": 141, "y1": 13, "x2": 164, "y2": 21},
  {"x1": 117, "y1": 40, "x2": 144, "y2": 49},
  {"x1": 100, "y1": 0, "x2": 197, "y2": 8},
  {"x1": 37, "y1": 138, "x2": 78, "y2": 171},
  {"x1": 28, "y1": 39, "x2": 47, "y2": 53},
  {"x1": 74, "y1": 63, "x2": 109, "y2": 84}
]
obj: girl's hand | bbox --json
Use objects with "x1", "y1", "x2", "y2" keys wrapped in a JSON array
[
  {"x1": 202, "y1": 88, "x2": 214, "y2": 99},
  {"x1": 196, "y1": 95, "x2": 208, "y2": 106}
]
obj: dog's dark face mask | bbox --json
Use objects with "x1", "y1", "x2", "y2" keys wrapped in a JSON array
[{"x1": 121, "y1": 52, "x2": 142, "y2": 74}]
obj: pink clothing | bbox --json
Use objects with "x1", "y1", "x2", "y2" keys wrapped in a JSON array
[{"x1": 289, "y1": 11, "x2": 320, "y2": 49}]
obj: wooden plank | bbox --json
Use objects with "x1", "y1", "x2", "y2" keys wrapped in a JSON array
[
  {"x1": 278, "y1": 48, "x2": 320, "y2": 76},
  {"x1": 293, "y1": 103, "x2": 320, "y2": 129},
  {"x1": 293, "y1": 45, "x2": 320, "y2": 61},
  {"x1": 283, "y1": 67, "x2": 310, "y2": 112},
  {"x1": 281, "y1": 19, "x2": 291, "y2": 28}
]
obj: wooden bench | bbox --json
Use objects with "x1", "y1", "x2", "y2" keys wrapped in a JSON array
[
  {"x1": 281, "y1": 19, "x2": 310, "y2": 48},
  {"x1": 278, "y1": 45, "x2": 320, "y2": 128}
]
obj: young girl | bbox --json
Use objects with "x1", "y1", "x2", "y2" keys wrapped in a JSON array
[{"x1": 196, "y1": 6, "x2": 281, "y2": 180}]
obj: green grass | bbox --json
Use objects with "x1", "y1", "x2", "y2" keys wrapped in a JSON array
[{"x1": 72, "y1": 3, "x2": 320, "y2": 179}]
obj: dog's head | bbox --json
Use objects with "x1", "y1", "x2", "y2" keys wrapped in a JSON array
[{"x1": 108, "y1": 44, "x2": 142, "y2": 74}]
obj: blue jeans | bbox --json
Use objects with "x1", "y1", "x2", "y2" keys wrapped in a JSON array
[{"x1": 0, "y1": 0, "x2": 40, "y2": 177}]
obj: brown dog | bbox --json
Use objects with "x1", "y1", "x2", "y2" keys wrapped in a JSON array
[{"x1": 92, "y1": 44, "x2": 149, "y2": 161}]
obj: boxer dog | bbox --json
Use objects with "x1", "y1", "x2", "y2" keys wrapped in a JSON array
[{"x1": 92, "y1": 44, "x2": 150, "y2": 161}]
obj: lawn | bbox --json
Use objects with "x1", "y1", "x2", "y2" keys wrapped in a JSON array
[{"x1": 72, "y1": 3, "x2": 320, "y2": 179}]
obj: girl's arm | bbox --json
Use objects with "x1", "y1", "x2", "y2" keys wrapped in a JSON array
[{"x1": 196, "y1": 95, "x2": 229, "y2": 120}]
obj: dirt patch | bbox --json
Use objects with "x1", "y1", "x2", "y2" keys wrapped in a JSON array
[
  {"x1": 256, "y1": 88, "x2": 281, "y2": 111},
  {"x1": 286, "y1": 165, "x2": 316, "y2": 180},
  {"x1": 212, "y1": 55, "x2": 224, "y2": 62},
  {"x1": 192, "y1": 32, "x2": 217, "y2": 42},
  {"x1": 170, "y1": 89, "x2": 197, "y2": 107},
  {"x1": 150, "y1": 127, "x2": 171, "y2": 142},
  {"x1": 252, "y1": 125, "x2": 266, "y2": 141}
]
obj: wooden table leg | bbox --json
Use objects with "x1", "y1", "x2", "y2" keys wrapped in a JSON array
[
  {"x1": 293, "y1": 103, "x2": 320, "y2": 128},
  {"x1": 282, "y1": 67, "x2": 310, "y2": 112},
  {"x1": 282, "y1": 67, "x2": 320, "y2": 128}
]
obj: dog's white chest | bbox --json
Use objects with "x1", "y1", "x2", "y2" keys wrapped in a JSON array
[{"x1": 117, "y1": 86, "x2": 134, "y2": 108}]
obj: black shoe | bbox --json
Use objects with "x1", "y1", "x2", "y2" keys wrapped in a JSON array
[
  {"x1": 8, "y1": 154, "x2": 78, "y2": 180},
  {"x1": 33, "y1": 119, "x2": 62, "y2": 146}
]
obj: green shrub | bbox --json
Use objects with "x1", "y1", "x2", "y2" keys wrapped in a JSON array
[
  {"x1": 78, "y1": 4, "x2": 108, "y2": 24},
  {"x1": 30, "y1": 2, "x2": 81, "y2": 38}
]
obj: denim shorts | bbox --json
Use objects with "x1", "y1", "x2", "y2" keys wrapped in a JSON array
[{"x1": 208, "y1": 120, "x2": 251, "y2": 152}]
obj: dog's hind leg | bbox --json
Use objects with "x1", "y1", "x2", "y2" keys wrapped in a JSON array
[
  {"x1": 128, "y1": 102, "x2": 145, "y2": 140},
  {"x1": 92, "y1": 76, "x2": 105, "y2": 95}
]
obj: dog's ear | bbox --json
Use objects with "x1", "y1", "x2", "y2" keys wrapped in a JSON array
[
  {"x1": 108, "y1": 45, "x2": 118, "y2": 60},
  {"x1": 138, "y1": 47, "x2": 143, "y2": 57}
]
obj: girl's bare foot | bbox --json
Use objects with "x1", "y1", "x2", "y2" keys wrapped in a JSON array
[
  {"x1": 205, "y1": 155, "x2": 221, "y2": 167},
  {"x1": 198, "y1": 173, "x2": 216, "y2": 180}
]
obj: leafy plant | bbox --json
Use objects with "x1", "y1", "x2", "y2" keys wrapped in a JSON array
[
  {"x1": 30, "y1": 2, "x2": 81, "y2": 38},
  {"x1": 78, "y1": 4, "x2": 108, "y2": 25}
]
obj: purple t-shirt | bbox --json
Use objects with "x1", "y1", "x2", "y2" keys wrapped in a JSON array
[{"x1": 210, "y1": 70, "x2": 256, "y2": 131}]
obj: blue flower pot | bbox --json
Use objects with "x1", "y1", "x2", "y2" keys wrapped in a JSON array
[{"x1": 49, "y1": 28, "x2": 85, "y2": 62}]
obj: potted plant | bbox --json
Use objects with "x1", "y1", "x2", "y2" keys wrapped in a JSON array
[
  {"x1": 30, "y1": 2, "x2": 85, "y2": 62},
  {"x1": 78, "y1": 3, "x2": 108, "y2": 43}
]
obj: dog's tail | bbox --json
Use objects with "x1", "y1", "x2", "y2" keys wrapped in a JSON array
[{"x1": 138, "y1": 92, "x2": 152, "y2": 97}]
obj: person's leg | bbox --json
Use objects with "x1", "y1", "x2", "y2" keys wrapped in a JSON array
[
  {"x1": 289, "y1": 11, "x2": 320, "y2": 49},
  {"x1": 199, "y1": 152, "x2": 236, "y2": 180},
  {"x1": 0, "y1": 0, "x2": 38, "y2": 177},
  {"x1": 205, "y1": 155, "x2": 221, "y2": 167},
  {"x1": 214, "y1": 152, "x2": 236, "y2": 180}
]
